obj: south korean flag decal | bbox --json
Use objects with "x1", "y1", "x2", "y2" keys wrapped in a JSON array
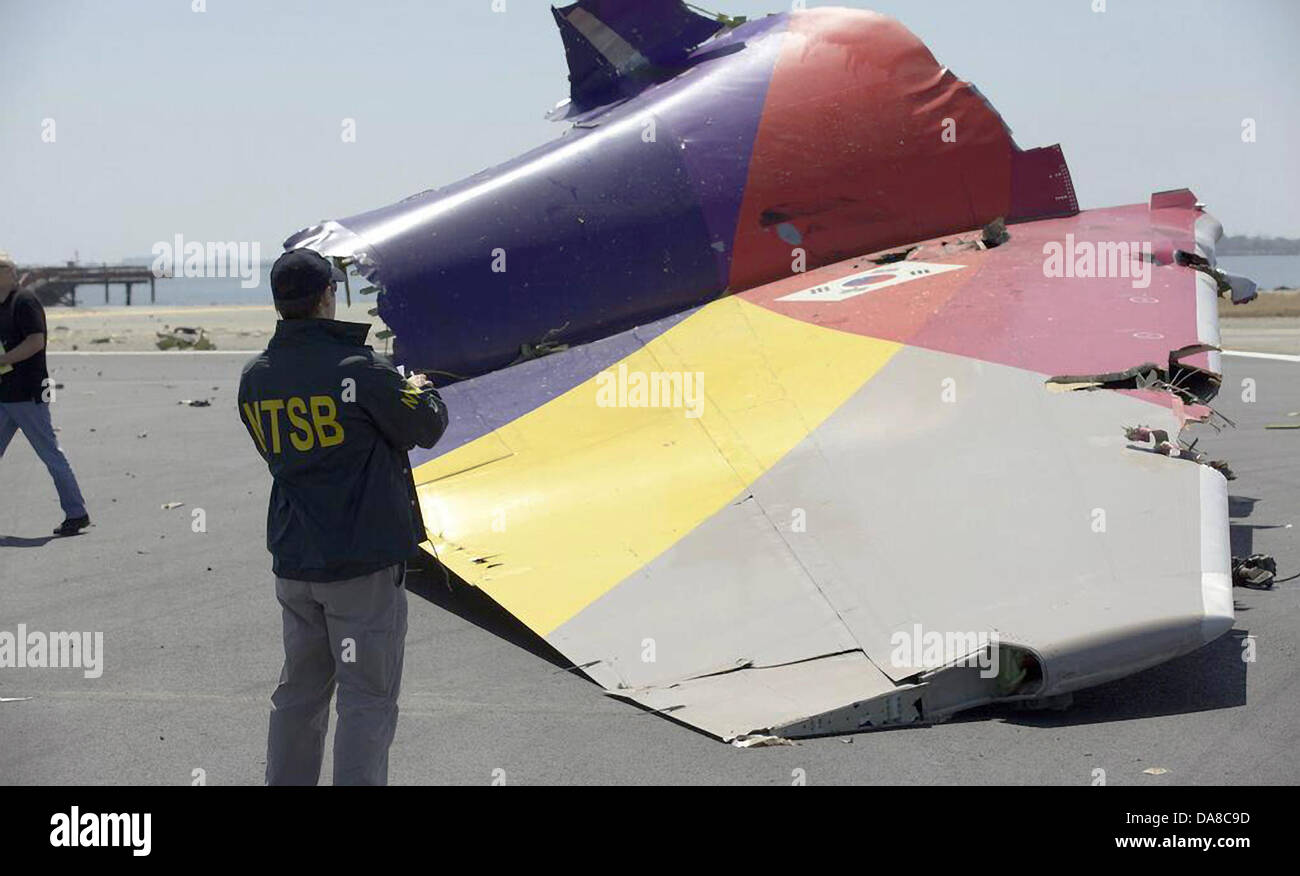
[{"x1": 777, "y1": 261, "x2": 966, "y2": 303}]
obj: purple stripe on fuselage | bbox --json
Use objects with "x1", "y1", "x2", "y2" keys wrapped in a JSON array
[
  {"x1": 354, "y1": 114, "x2": 717, "y2": 379},
  {"x1": 679, "y1": 15, "x2": 788, "y2": 285},
  {"x1": 577, "y1": 15, "x2": 789, "y2": 285},
  {"x1": 409, "y1": 306, "x2": 697, "y2": 468},
  {"x1": 329, "y1": 16, "x2": 788, "y2": 382}
]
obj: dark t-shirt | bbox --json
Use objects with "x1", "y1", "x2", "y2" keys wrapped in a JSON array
[{"x1": 0, "y1": 289, "x2": 50, "y2": 403}]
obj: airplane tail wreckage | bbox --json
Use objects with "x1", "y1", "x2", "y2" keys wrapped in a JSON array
[{"x1": 286, "y1": 1, "x2": 1263, "y2": 743}]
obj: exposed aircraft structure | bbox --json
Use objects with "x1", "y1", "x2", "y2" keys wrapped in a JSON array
[{"x1": 285, "y1": 2, "x2": 1260, "y2": 742}]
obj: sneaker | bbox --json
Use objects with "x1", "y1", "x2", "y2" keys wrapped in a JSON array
[{"x1": 53, "y1": 515, "x2": 91, "y2": 537}]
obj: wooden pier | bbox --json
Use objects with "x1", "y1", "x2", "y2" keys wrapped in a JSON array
[{"x1": 19, "y1": 264, "x2": 161, "y2": 307}]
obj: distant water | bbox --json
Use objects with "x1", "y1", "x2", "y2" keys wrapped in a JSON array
[
  {"x1": 1216, "y1": 255, "x2": 1300, "y2": 290},
  {"x1": 69, "y1": 254, "x2": 1300, "y2": 308},
  {"x1": 73, "y1": 266, "x2": 276, "y2": 307}
]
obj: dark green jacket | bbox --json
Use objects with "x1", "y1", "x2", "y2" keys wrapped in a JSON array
[{"x1": 238, "y1": 319, "x2": 448, "y2": 582}]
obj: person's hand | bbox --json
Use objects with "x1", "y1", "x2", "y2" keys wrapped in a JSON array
[{"x1": 405, "y1": 372, "x2": 432, "y2": 390}]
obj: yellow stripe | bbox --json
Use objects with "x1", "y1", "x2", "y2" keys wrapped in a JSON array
[
  {"x1": 242, "y1": 402, "x2": 267, "y2": 455},
  {"x1": 414, "y1": 298, "x2": 901, "y2": 636}
]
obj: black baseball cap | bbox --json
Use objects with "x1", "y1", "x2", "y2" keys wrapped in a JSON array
[{"x1": 270, "y1": 249, "x2": 345, "y2": 302}]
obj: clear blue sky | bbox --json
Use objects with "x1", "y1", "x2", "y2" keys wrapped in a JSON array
[{"x1": 1, "y1": 0, "x2": 1296, "y2": 264}]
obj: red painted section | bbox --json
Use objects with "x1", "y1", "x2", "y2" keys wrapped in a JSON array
[
  {"x1": 728, "y1": 8, "x2": 1076, "y2": 294},
  {"x1": 1010, "y1": 145, "x2": 1079, "y2": 221},
  {"x1": 744, "y1": 199, "x2": 1212, "y2": 385},
  {"x1": 744, "y1": 249, "x2": 978, "y2": 344}
]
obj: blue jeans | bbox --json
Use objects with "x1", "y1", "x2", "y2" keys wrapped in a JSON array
[{"x1": 0, "y1": 401, "x2": 88, "y2": 519}]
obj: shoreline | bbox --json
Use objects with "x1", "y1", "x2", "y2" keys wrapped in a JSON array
[{"x1": 44, "y1": 302, "x2": 388, "y2": 355}]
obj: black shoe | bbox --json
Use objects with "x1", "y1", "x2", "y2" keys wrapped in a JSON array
[{"x1": 53, "y1": 515, "x2": 91, "y2": 537}]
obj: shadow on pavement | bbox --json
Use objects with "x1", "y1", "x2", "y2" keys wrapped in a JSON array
[
  {"x1": 0, "y1": 534, "x2": 58, "y2": 548},
  {"x1": 960, "y1": 629, "x2": 1250, "y2": 729},
  {"x1": 403, "y1": 556, "x2": 576, "y2": 675}
]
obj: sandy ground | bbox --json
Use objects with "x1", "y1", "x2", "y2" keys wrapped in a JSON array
[
  {"x1": 40, "y1": 291, "x2": 1300, "y2": 356},
  {"x1": 1220, "y1": 290, "x2": 1300, "y2": 319},
  {"x1": 43, "y1": 302, "x2": 388, "y2": 355},
  {"x1": 1219, "y1": 291, "x2": 1300, "y2": 355},
  {"x1": 0, "y1": 351, "x2": 1297, "y2": 785}
]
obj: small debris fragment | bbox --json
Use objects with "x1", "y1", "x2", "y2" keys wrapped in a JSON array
[
  {"x1": 869, "y1": 246, "x2": 918, "y2": 265},
  {"x1": 156, "y1": 327, "x2": 215, "y2": 351},
  {"x1": 178, "y1": 399, "x2": 211, "y2": 407},
  {"x1": 161, "y1": 502, "x2": 185, "y2": 510},
  {"x1": 1143, "y1": 767, "x2": 1170, "y2": 776},
  {"x1": 732, "y1": 734, "x2": 795, "y2": 748},
  {"x1": 980, "y1": 217, "x2": 1010, "y2": 249},
  {"x1": 1125, "y1": 426, "x2": 1235, "y2": 480},
  {"x1": 1232, "y1": 554, "x2": 1277, "y2": 589},
  {"x1": 1051, "y1": 364, "x2": 1163, "y2": 393}
]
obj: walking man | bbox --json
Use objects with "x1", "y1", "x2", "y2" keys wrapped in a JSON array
[
  {"x1": 0, "y1": 251, "x2": 90, "y2": 536},
  {"x1": 239, "y1": 248, "x2": 448, "y2": 785}
]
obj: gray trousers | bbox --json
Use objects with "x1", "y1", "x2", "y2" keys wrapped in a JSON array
[
  {"x1": 0, "y1": 401, "x2": 87, "y2": 518},
  {"x1": 267, "y1": 563, "x2": 408, "y2": 786}
]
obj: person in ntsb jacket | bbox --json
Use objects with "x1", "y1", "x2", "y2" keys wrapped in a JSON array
[{"x1": 238, "y1": 248, "x2": 448, "y2": 786}]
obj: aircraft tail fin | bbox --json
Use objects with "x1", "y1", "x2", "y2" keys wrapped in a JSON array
[{"x1": 552, "y1": 0, "x2": 723, "y2": 109}]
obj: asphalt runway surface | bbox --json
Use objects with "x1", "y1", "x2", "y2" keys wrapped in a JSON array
[{"x1": 1, "y1": 351, "x2": 1296, "y2": 785}]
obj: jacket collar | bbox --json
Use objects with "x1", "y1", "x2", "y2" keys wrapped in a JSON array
[{"x1": 269, "y1": 318, "x2": 371, "y2": 348}]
